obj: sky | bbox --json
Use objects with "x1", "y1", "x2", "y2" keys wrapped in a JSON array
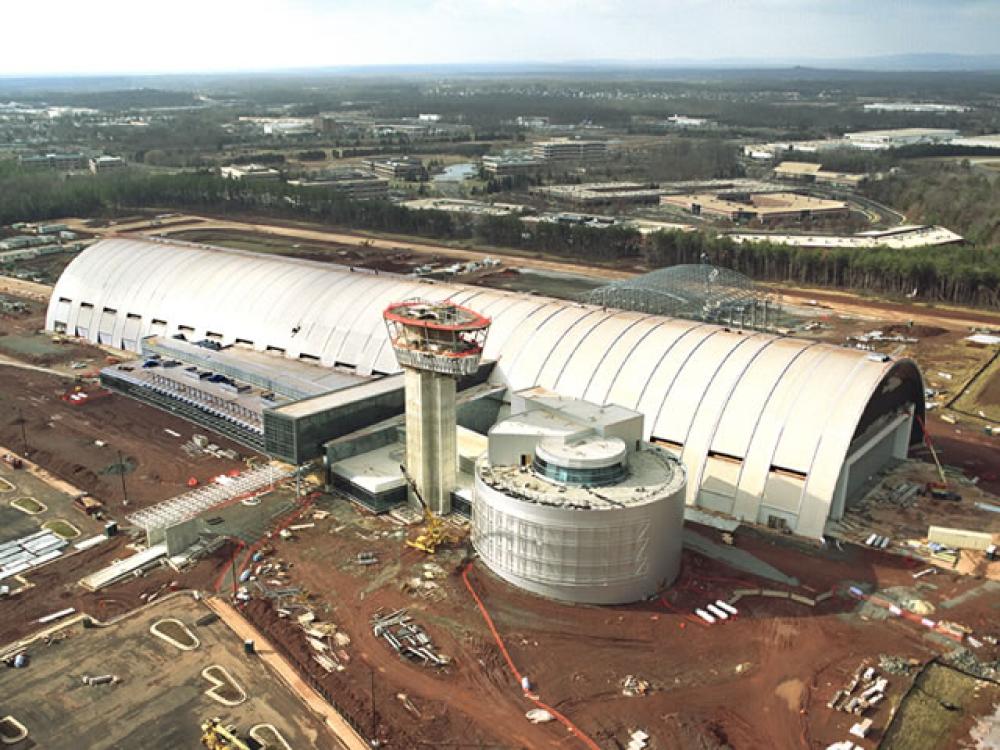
[{"x1": 2, "y1": 0, "x2": 999, "y2": 76}]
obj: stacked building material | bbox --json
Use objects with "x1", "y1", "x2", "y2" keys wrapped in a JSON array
[
  {"x1": 371, "y1": 609, "x2": 450, "y2": 667},
  {"x1": 0, "y1": 530, "x2": 68, "y2": 581}
]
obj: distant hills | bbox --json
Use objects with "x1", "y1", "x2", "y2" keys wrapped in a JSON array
[{"x1": 3, "y1": 54, "x2": 1000, "y2": 92}]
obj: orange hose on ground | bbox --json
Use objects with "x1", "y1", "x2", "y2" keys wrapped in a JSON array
[{"x1": 461, "y1": 563, "x2": 602, "y2": 750}]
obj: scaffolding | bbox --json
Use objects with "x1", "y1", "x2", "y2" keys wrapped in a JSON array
[
  {"x1": 126, "y1": 463, "x2": 293, "y2": 533},
  {"x1": 585, "y1": 264, "x2": 779, "y2": 331}
]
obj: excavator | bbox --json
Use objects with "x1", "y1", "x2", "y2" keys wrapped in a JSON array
[
  {"x1": 400, "y1": 464, "x2": 460, "y2": 554},
  {"x1": 200, "y1": 718, "x2": 251, "y2": 750}
]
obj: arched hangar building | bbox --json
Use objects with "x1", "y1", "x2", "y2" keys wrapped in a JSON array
[{"x1": 46, "y1": 238, "x2": 925, "y2": 540}]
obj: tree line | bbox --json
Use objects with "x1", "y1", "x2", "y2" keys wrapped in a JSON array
[{"x1": 0, "y1": 162, "x2": 997, "y2": 309}]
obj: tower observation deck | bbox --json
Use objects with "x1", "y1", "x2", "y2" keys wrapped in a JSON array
[{"x1": 384, "y1": 300, "x2": 491, "y2": 515}]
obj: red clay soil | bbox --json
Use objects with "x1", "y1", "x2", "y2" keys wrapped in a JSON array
[
  {"x1": 230, "y1": 514, "x2": 994, "y2": 750},
  {"x1": 769, "y1": 286, "x2": 1000, "y2": 328},
  {"x1": 882, "y1": 323, "x2": 949, "y2": 338},
  {"x1": 923, "y1": 414, "x2": 1000, "y2": 494},
  {"x1": 0, "y1": 365, "x2": 247, "y2": 509}
]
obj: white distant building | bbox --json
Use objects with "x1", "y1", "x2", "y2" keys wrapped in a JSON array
[
  {"x1": 863, "y1": 102, "x2": 970, "y2": 113},
  {"x1": 532, "y1": 138, "x2": 607, "y2": 162},
  {"x1": 668, "y1": 115, "x2": 712, "y2": 128},
  {"x1": 417, "y1": 113, "x2": 441, "y2": 122},
  {"x1": 950, "y1": 134, "x2": 1000, "y2": 150},
  {"x1": 516, "y1": 116, "x2": 550, "y2": 129},
  {"x1": 220, "y1": 164, "x2": 282, "y2": 181},
  {"x1": 89, "y1": 156, "x2": 125, "y2": 173},
  {"x1": 844, "y1": 128, "x2": 959, "y2": 150}
]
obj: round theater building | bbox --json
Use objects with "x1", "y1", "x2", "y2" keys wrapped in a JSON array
[{"x1": 472, "y1": 389, "x2": 686, "y2": 605}]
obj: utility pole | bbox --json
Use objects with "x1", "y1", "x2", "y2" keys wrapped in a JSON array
[
  {"x1": 118, "y1": 451, "x2": 129, "y2": 507},
  {"x1": 17, "y1": 408, "x2": 28, "y2": 457},
  {"x1": 370, "y1": 667, "x2": 376, "y2": 744},
  {"x1": 230, "y1": 540, "x2": 239, "y2": 598}
]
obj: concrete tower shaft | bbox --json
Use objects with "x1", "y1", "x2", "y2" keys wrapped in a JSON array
[{"x1": 384, "y1": 300, "x2": 491, "y2": 515}]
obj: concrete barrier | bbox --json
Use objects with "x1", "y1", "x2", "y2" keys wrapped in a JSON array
[{"x1": 761, "y1": 589, "x2": 791, "y2": 599}]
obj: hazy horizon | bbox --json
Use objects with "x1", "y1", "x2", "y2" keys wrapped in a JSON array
[{"x1": 3, "y1": 0, "x2": 1000, "y2": 77}]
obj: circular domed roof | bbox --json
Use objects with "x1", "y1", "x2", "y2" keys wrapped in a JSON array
[{"x1": 536, "y1": 436, "x2": 628, "y2": 470}]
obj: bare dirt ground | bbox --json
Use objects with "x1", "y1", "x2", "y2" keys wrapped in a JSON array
[
  {"x1": 0, "y1": 301, "x2": 249, "y2": 509},
  {"x1": 0, "y1": 365, "x2": 246, "y2": 508},
  {"x1": 228, "y1": 498, "x2": 1000, "y2": 750},
  {"x1": 168, "y1": 226, "x2": 472, "y2": 275},
  {"x1": 0, "y1": 534, "x2": 239, "y2": 646},
  {"x1": 770, "y1": 285, "x2": 1000, "y2": 329},
  {"x1": 62, "y1": 213, "x2": 637, "y2": 281}
]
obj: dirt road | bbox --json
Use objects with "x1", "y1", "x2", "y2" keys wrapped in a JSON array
[
  {"x1": 53, "y1": 212, "x2": 1000, "y2": 331},
  {"x1": 771, "y1": 286, "x2": 1000, "y2": 329},
  {"x1": 67, "y1": 213, "x2": 634, "y2": 281},
  {"x1": 0, "y1": 276, "x2": 51, "y2": 302}
]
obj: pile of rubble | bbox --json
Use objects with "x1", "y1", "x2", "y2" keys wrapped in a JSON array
[
  {"x1": 945, "y1": 646, "x2": 1000, "y2": 682},
  {"x1": 620, "y1": 674, "x2": 651, "y2": 697},
  {"x1": 371, "y1": 609, "x2": 450, "y2": 668},
  {"x1": 182, "y1": 433, "x2": 240, "y2": 461},
  {"x1": 826, "y1": 663, "x2": 890, "y2": 720},
  {"x1": 401, "y1": 562, "x2": 447, "y2": 600},
  {"x1": 297, "y1": 611, "x2": 352, "y2": 674},
  {"x1": 878, "y1": 654, "x2": 918, "y2": 675}
]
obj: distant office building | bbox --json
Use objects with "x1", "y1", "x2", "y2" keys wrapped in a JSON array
[
  {"x1": 516, "y1": 116, "x2": 550, "y2": 129},
  {"x1": 418, "y1": 113, "x2": 441, "y2": 122},
  {"x1": 18, "y1": 152, "x2": 87, "y2": 170},
  {"x1": 844, "y1": 128, "x2": 959, "y2": 150},
  {"x1": 662, "y1": 192, "x2": 849, "y2": 225},
  {"x1": 402, "y1": 198, "x2": 529, "y2": 217},
  {"x1": 286, "y1": 170, "x2": 389, "y2": 199},
  {"x1": 220, "y1": 164, "x2": 282, "y2": 181},
  {"x1": 314, "y1": 114, "x2": 357, "y2": 133},
  {"x1": 362, "y1": 156, "x2": 427, "y2": 181},
  {"x1": 667, "y1": 115, "x2": 713, "y2": 129},
  {"x1": 481, "y1": 154, "x2": 546, "y2": 178},
  {"x1": 773, "y1": 161, "x2": 865, "y2": 189},
  {"x1": 89, "y1": 156, "x2": 125, "y2": 173},
  {"x1": 532, "y1": 138, "x2": 607, "y2": 163},
  {"x1": 863, "y1": 102, "x2": 970, "y2": 113},
  {"x1": 238, "y1": 116, "x2": 313, "y2": 136},
  {"x1": 533, "y1": 182, "x2": 665, "y2": 206}
]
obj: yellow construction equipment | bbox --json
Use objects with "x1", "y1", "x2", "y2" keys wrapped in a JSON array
[
  {"x1": 400, "y1": 465, "x2": 460, "y2": 554},
  {"x1": 200, "y1": 718, "x2": 251, "y2": 750}
]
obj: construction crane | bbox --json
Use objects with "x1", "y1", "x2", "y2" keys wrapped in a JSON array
[
  {"x1": 913, "y1": 414, "x2": 962, "y2": 501},
  {"x1": 914, "y1": 414, "x2": 948, "y2": 485},
  {"x1": 400, "y1": 464, "x2": 459, "y2": 554},
  {"x1": 200, "y1": 718, "x2": 251, "y2": 750}
]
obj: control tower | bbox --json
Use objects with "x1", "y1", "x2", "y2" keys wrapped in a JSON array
[{"x1": 383, "y1": 299, "x2": 491, "y2": 515}]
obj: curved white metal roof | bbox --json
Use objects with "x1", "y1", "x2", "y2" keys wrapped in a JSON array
[{"x1": 48, "y1": 238, "x2": 924, "y2": 538}]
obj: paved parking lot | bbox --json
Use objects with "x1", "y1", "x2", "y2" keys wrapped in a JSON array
[{"x1": 0, "y1": 593, "x2": 330, "y2": 749}]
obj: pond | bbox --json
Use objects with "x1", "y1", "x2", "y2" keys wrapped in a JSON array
[{"x1": 433, "y1": 162, "x2": 477, "y2": 182}]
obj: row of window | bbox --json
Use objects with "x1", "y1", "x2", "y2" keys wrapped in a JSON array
[
  {"x1": 532, "y1": 456, "x2": 626, "y2": 487},
  {"x1": 58, "y1": 300, "x2": 346, "y2": 366}
]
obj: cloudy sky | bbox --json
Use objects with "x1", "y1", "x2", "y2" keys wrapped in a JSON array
[{"x1": 2, "y1": 0, "x2": 998, "y2": 76}]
